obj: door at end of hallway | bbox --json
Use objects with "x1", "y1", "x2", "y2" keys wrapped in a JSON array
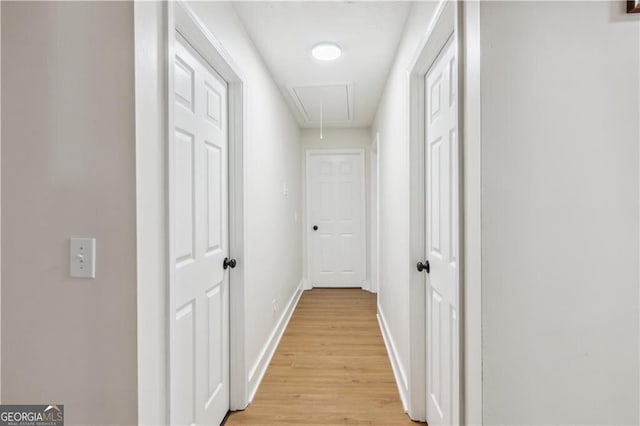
[{"x1": 306, "y1": 150, "x2": 366, "y2": 288}]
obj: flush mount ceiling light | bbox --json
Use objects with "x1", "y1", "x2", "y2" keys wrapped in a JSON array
[{"x1": 311, "y1": 42, "x2": 342, "y2": 61}]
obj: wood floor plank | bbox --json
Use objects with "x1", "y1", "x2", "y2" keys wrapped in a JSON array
[{"x1": 225, "y1": 288, "x2": 421, "y2": 425}]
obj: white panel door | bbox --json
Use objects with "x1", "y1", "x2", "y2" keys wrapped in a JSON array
[
  {"x1": 307, "y1": 151, "x2": 365, "y2": 287},
  {"x1": 425, "y1": 39, "x2": 460, "y2": 426},
  {"x1": 172, "y1": 34, "x2": 229, "y2": 426}
]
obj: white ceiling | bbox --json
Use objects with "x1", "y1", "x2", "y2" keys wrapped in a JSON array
[{"x1": 233, "y1": 2, "x2": 412, "y2": 128}]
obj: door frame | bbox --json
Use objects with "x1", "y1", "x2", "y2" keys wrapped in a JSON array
[
  {"x1": 369, "y1": 133, "x2": 380, "y2": 294},
  {"x1": 168, "y1": 1, "x2": 248, "y2": 415},
  {"x1": 407, "y1": 0, "x2": 481, "y2": 422},
  {"x1": 305, "y1": 148, "x2": 367, "y2": 288}
]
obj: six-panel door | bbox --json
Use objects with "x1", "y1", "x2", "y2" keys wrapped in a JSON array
[
  {"x1": 307, "y1": 151, "x2": 366, "y2": 287},
  {"x1": 172, "y1": 34, "x2": 230, "y2": 426},
  {"x1": 425, "y1": 39, "x2": 460, "y2": 426}
]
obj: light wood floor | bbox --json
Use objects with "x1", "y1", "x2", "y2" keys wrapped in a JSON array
[{"x1": 225, "y1": 288, "x2": 421, "y2": 425}]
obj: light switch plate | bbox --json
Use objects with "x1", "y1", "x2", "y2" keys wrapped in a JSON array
[{"x1": 70, "y1": 237, "x2": 96, "y2": 278}]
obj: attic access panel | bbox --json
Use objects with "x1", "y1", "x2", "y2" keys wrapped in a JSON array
[{"x1": 289, "y1": 83, "x2": 354, "y2": 125}]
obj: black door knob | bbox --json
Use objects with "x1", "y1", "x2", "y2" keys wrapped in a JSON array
[
  {"x1": 416, "y1": 260, "x2": 430, "y2": 273},
  {"x1": 223, "y1": 257, "x2": 237, "y2": 270},
  {"x1": 313, "y1": 225, "x2": 318, "y2": 231}
]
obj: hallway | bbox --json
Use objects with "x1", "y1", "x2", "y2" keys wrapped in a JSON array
[
  {"x1": 226, "y1": 289, "x2": 418, "y2": 425},
  {"x1": 1, "y1": 1, "x2": 639, "y2": 425}
]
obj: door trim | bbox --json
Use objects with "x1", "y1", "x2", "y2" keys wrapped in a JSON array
[
  {"x1": 369, "y1": 133, "x2": 379, "y2": 294},
  {"x1": 304, "y1": 148, "x2": 367, "y2": 288},
  {"x1": 407, "y1": 0, "x2": 481, "y2": 422},
  {"x1": 168, "y1": 1, "x2": 248, "y2": 415}
]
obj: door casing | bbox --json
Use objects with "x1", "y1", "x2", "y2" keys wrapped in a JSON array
[
  {"x1": 369, "y1": 135, "x2": 379, "y2": 294},
  {"x1": 407, "y1": 0, "x2": 472, "y2": 422},
  {"x1": 168, "y1": 1, "x2": 248, "y2": 416}
]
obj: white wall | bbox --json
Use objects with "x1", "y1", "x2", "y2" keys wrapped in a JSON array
[
  {"x1": 479, "y1": 2, "x2": 639, "y2": 424},
  {"x1": 1, "y1": 2, "x2": 138, "y2": 425},
  {"x1": 300, "y1": 127, "x2": 373, "y2": 289},
  {"x1": 185, "y1": 1, "x2": 303, "y2": 400},
  {"x1": 135, "y1": 2, "x2": 168, "y2": 425},
  {"x1": 371, "y1": 0, "x2": 439, "y2": 406},
  {"x1": 301, "y1": 127, "x2": 371, "y2": 150}
]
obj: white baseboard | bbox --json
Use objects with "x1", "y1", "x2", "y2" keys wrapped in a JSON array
[
  {"x1": 247, "y1": 281, "x2": 303, "y2": 402},
  {"x1": 307, "y1": 281, "x2": 367, "y2": 289},
  {"x1": 377, "y1": 305, "x2": 409, "y2": 412}
]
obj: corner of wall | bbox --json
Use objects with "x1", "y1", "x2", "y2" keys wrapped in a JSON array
[
  {"x1": 460, "y1": 1, "x2": 483, "y2": 424},
  {"x1": 134, "y1": 1, "x2": 169, "y2": 425}
]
